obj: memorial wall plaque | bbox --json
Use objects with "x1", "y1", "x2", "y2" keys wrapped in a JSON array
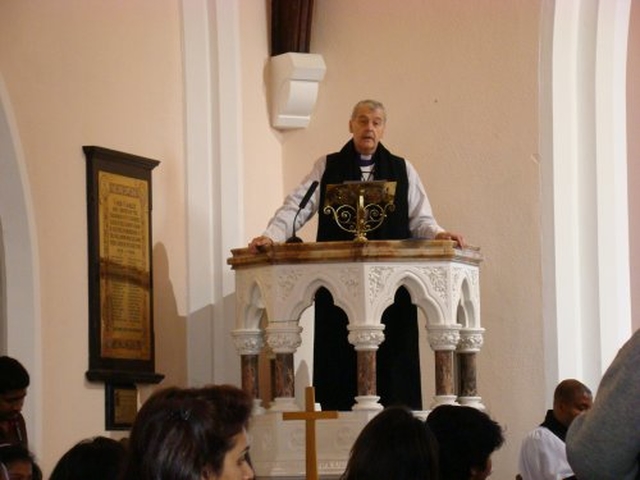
[
  {"x1": 105, "y1": 383, "x2": 138, "y2": 430},
  {"x1": 84, "y1": 146, "x2": 164, "y2": 392}
]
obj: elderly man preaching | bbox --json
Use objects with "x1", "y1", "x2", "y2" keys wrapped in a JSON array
[{"x1": 250, "y1": 99, "x2": 465, "y2": 411}]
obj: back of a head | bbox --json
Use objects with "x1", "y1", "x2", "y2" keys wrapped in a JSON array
[
  {"x1": 553, "y1": 379, "x2": 593, "y2": 427},
  {"x1": 49, "y1": 436, "x2": 126, "y2": 480},
  {"x1": 0, "y1": 357, "x2": 29, "y2": 394},
  {"x1": 553, "y1": 379, "x2": 591, "y2": 405},
  {"x1": 0, "y1": 444, "x2": 33, "y2": 465},
  {"x1": 341, "y1": 406, "x2": 439, "y2": 480},
  {"x1": 121, "y1": 385, "x2": 252, "y2": 480},
  {"x1": 0, "y1": 444, "x2": 37, "y2": 479},
  {"x1": 194, "y1": 384, "x2": 254, "y2": 428},
  {"x1": 427, "y1": 405, "x2": 504, "y2": 480}
]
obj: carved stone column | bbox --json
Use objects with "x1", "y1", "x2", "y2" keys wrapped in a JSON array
[
  {"x1": 266, "y1": 322, "x2": 302, "y2": 412},
  {"x1": 231, "y1": 329, "x2": 265, "y2": 414},
  {"x1": 348, "y1": 324, "x2": 385, "y2": 411},
  {"x1": 427, "y1": 324, "x2": 461, "y2": 407},
  {"x1": 457, "y1": 327, "x2": 485, "y2": 409}
]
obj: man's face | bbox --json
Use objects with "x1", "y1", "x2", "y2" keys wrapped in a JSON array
[
  {"x1": 6, "y1": 459, "x2": 32, "y2": 480},
  {"x1": 0, "y1": 389, "x2": 27, "y2": 421},
  {"x1": 349, "y1": 106, "x2": 386, "y2": 155},
  {"x1": 556, "y1": 390, "x2": 593, "y2": 427}
]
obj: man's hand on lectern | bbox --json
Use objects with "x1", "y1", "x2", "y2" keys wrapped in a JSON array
[
  {"x1": 435, "y1": 231, "x2": 466, "y2": 249},
  {"x1": 249, "y1": 235, "x2": 274, "y2": 253}
]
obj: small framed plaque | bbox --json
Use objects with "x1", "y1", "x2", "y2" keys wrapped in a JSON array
[
  {"x1": 84, "y1": 146, "x2": 164, "y2": 386},
  {"x1": 105, "y1": 383, "x2": 138, "y2": 430}
]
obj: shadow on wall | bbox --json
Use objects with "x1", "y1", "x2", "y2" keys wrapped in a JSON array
[
  {"x1": 0, "y1": 220, "x2": 6, "y2": 353},
  {"x1": 141, "y1": 242, "x2": 187, "y2": 402}
]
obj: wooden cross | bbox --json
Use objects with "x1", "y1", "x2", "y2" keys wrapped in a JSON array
[{"x1": 282, "y1": 386, "x2": 339, "y2": 480}]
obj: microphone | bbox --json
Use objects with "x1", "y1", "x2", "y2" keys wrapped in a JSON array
[{"x1": 286, "y1": 180, "x2": 319, "y2": 243}]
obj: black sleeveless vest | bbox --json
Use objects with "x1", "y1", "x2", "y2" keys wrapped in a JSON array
[{"x1": 316, "y1": 140, "x2": 410, "y2": 241}]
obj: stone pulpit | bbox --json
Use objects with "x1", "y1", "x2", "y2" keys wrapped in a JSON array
[{"x1": 227, "y1": 239, "x2": 484, "y2": 479}]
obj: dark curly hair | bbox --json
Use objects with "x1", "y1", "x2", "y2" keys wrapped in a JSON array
[
  {"x1": 49, "y1": 436, "x2": 126, "y2": 480},
  {"x1": 427, "y1": 404, "x2": 504, "y2": 480},
  {"x1": 0, "y1": 356, "x2": 29, "y2": 394}
]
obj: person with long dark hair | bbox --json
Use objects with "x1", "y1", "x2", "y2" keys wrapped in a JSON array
[
  {"x1": 341, "y1": 405, "x2": 439, "y2": 480},
  {"x1": 120, "y1": 384, "x2": 254, "y2": 480}
]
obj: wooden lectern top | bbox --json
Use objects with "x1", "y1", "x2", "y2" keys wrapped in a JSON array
[{"x1": 228, "y1": 239, "x2": 482, "y2": 269}]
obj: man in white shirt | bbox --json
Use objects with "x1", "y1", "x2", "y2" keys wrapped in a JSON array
[{"x1": 519, "y1": 379, "x2": 592, "y2": 480}]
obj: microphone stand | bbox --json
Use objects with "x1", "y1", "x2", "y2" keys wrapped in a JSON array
[{"x1": 286, "y1": 180, "x2": 319, "y2": 243}]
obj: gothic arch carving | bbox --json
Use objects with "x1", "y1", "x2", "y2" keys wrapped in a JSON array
[{"x1": 368, "y1": 269, "x2": 443, "y2": 327}]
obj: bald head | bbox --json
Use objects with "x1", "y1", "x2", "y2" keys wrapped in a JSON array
[{"x1": 553, "y1": 379, "x2": 592, "y2": 427}]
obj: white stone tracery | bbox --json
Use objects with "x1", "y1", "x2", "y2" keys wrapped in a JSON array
[
  {"x1": 227, "y1": 240, "x2": 483, "y2": 478},
  {"x1": 230, "y1": 242, "x2": 484, "y2": 404}
]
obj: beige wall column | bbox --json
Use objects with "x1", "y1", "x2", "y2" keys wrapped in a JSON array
[
  {"x1": 348, "y1": 324, "x2": 385, "y2": 411},
  {"x1": 266, "y1": 322, "x2": 302, "y2": 411}
]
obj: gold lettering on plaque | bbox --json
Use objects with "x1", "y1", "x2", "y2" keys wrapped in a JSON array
[{"x1": 98, "y1": 172, "x2": 151, "y2": 361}]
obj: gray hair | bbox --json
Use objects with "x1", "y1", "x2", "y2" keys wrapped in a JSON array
[{"x1": 351, "y1": 99, "x2": 387, "y2": 122}]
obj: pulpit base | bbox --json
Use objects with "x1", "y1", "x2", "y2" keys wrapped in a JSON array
[
  {"x1": 251, "y1": 409, "x2": 408, "y2": 479},
  {"x1": 250, "y1": 401, "x2": 487, "y2": 478}
]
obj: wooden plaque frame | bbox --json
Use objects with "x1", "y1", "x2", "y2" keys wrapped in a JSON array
[{"x1": 84, "y1": 146, "x2": 163, "y2": 385}]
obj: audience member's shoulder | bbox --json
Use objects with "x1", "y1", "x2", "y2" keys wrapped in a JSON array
[
  {"x1": 627, "y1": 329, "x2": 640, "y2": 348},
  {"x1": 521, "y1": 425, "x2": 566, "y2": 452},
  {"x1": 523, "y1": 425, "x2": 551, "y2": 441},
  {"x1": 611, "y1": 329, "x2": 640, "y2": 367}
]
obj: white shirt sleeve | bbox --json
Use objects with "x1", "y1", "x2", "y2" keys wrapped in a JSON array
[
  {"x1": 262, "y1": 156, "x2": 444, "y2": 242},
  {"x1": 262, "y1": 156, "x2": 326, "y2": 242},
  {"x1": 405, "y1": 159, "x2": 445, "y2": 239},
  {"x1": 518, "y1": 427, "x2": 574, "y2": 480}
]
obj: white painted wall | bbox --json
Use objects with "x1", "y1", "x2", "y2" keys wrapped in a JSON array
[
  {"x1": 628, "y1": 0, "x2": 640, "y2": 333},
  {"x1": 0, "y1": 0, "x2": 187, "y2": 473}
]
